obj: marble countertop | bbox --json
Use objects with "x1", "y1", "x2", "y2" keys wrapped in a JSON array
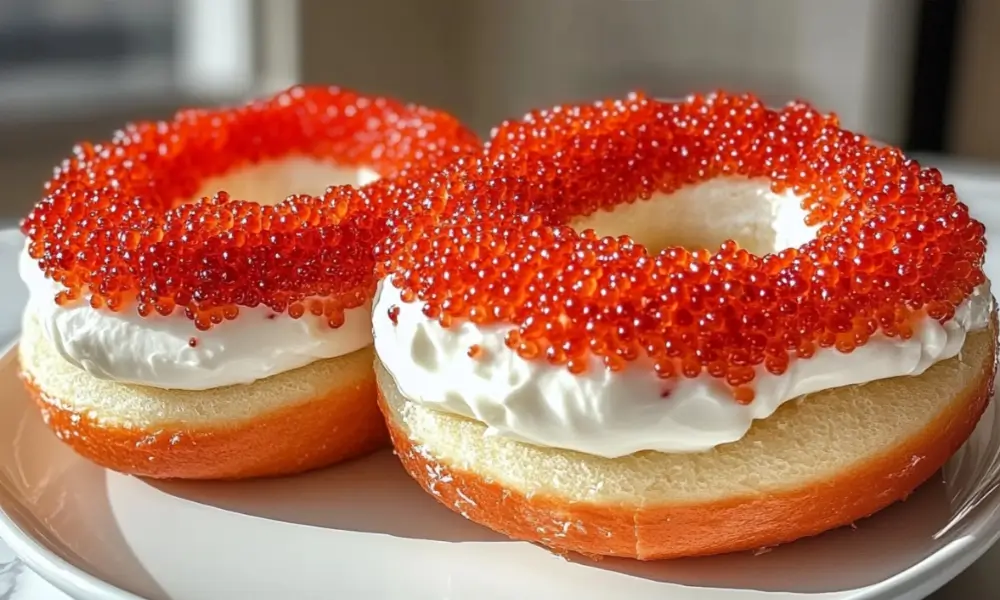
[{"x1": 1, "y1": 155, "x2": 999, "y2": 598}]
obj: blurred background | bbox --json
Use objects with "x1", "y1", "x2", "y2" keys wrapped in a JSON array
[{"x1": 0, "y1": 0, "x2": 997, "y2": 222}]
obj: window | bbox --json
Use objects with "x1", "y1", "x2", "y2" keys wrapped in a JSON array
[{"x1": 0, "y1": 0, "x2": 262, "y2": 125}]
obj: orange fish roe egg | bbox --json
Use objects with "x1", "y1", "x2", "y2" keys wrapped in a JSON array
[
  {"x1": 21, "y1": 86, "x2": 479, "y2": 328},
  {"x1": 375, "y1": 91, "x2": 988, "y2": 402}
]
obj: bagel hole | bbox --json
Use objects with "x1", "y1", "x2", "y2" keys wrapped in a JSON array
[
  {"x1": 185, "y1": 158, "x2": 381, "y2": 206},
  {"x1": 570, "y1": 177, "x2": 819, "y2": 256}
]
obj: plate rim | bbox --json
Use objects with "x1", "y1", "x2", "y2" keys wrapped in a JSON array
[
  {"x1": 2, "y1": 341, "x2": 1000, "y2": 600},
  {"x1": 0, "y1": 491, "x2": 141, "y2": 600},
  {"x1": 0, "y1": 341, "x2": 140, "y2": 600}
]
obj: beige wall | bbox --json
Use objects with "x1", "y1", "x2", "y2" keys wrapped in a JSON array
[
  {"x1": 298, "y1": 0, "x2": 918, "y2": 142},
  {"x1": 2, "y1": 0, "x2": 992, "y2": 224},
  {"x1": 298, "y1": 0, "x2": 474, "y2": 124},
  {"x1": 951, "y1": 0, "x2": 1000, "y2": 161}
]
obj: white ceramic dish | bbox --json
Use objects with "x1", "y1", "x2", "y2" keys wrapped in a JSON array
[
  {"x1": 3, "y1": 342, "x2": 1000, "y2": 600},
  {"x1": 2, "y1": 167, "x2": 1000, "y2": 600}
]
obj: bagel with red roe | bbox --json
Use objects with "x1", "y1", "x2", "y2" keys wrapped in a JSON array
[
  {"x1": 18, "y1": 85, "x2": 479, "y2": 480},
  {"x1": 371, "y1": 92, "x2": 997, "y2": 559}
]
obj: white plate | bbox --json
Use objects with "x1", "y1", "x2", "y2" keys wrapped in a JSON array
[
  {"x1": 3, "y1": 345, "x2": 1000, "y2": 600},
  {"x1": 2, "y1": 169, "x2": 1000, "y2": 600}
]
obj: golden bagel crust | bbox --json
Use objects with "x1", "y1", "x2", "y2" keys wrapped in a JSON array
[
  {"x1": 376, "y1": 319, "x2": 998, "y2": 559},
  {"x1": 18, "y1": 314, "x2": 387, "y2": 480}
]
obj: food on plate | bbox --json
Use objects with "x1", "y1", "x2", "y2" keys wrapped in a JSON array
[
  {"x1": 372, "y1": 91, "x2": 997, "y2": 559},
  {"x1": 17, "y1": 86, "x2": 479, "y2": 479}
]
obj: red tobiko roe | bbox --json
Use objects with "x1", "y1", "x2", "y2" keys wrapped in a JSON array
[
  {"x1": 21, "y1": 85, "x2": 479, "y2": 331},
  {"x1": 374, "y1": 91, "x2": 988, "y2": 404}
]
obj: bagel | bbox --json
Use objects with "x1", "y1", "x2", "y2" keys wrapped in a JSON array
[
  {"x1": 19, "y1": 311, "x2": 385, "y2": 480},
  {"x1": 376, "y1": 321, "x2": 996, "y2": 559},
  {"x1": 371, "y1": 91, "x2": 996, "y2": 558},
  {"x1": 17, "y1": 86, "x2": 478, "y2": 479}
]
